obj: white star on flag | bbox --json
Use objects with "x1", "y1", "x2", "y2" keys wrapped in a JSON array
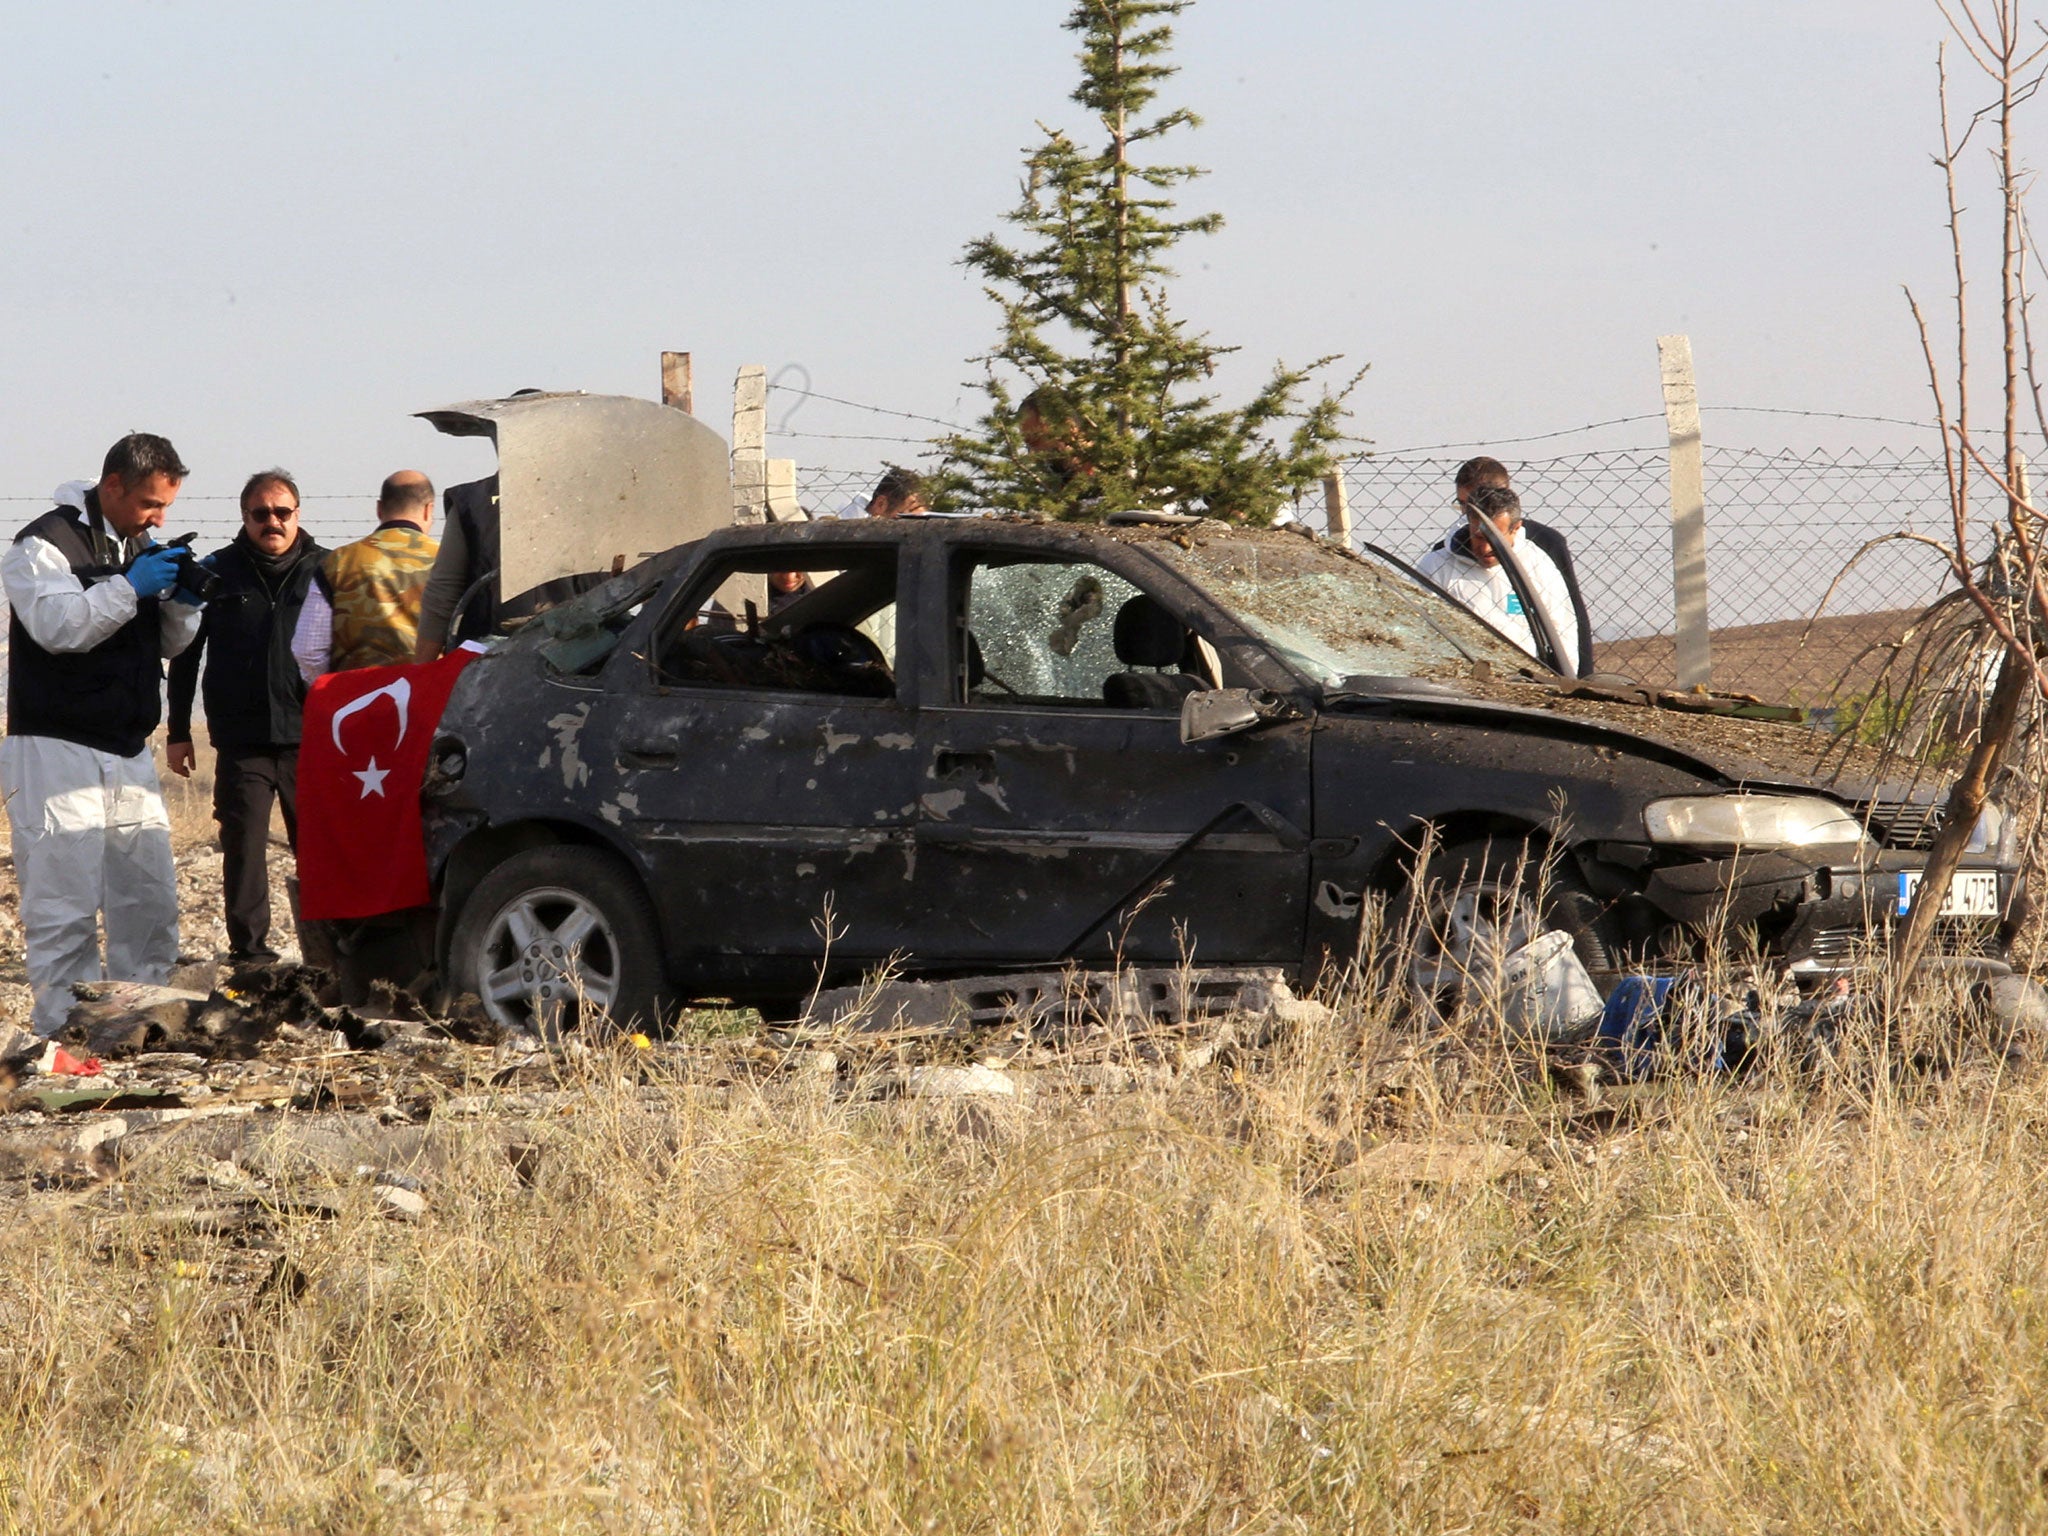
[{"x1": 354, "y1": 757, "x2": 391, "y2": 798}]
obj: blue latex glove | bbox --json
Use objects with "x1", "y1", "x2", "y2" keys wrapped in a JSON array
[{"x1": 124, "y1": 546, "x2": 182, "y2": 600}]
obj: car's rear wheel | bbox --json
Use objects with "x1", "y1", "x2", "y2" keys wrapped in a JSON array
[
  {"x1": 1404, "y1": 835, "x2": 1615, "y2": 1027},
  {"x1": 449, "y1": 845, "x2": 667, "y2": 1040}
]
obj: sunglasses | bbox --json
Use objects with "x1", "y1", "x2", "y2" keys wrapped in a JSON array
[{"x1": 245, "y1": 505, "x2": 298, "y2": 524}]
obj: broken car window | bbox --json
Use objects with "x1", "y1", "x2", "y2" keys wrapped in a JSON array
[
  {"x1": 528, "y1": 549, "x2": 690, "y2": 678},
  {"x1": 653, "y1": 551, "x2": 900, "y2": 700},
  {"x1": 1145, "y1": 531, "x2": 1540, "y2": 686},
  {"x1": 962, "y1": 558, "x2": 1213, "y2": 708}
]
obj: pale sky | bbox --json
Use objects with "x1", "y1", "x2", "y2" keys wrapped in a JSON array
[{"x1": 0, "y1": 0, "x2": 2019, "y2": 531}]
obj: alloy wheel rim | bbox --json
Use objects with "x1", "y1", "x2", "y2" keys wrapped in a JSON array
[{"x1": 476, "y1": 885, "x2": 621, "y2": 1040}]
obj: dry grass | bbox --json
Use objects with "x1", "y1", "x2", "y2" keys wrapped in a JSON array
[{"x1": 4, "y1": 948, "x2": 2047, "y2": 1535}]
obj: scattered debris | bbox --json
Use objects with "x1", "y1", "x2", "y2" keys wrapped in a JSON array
[
  {"x1": 61, "y1": 981, "x2": 272, "y2": 1060},
  {"x1": 0, "y1": 959, "x2": 1299, "y2": 1235},
  {"x1": 1983, "y1": 972, "x2": 2048, "y2": 1038},
  {"x1": 896, "y1": 1063, "x2": 1019, "y2": 1100},
  {"x1": 805, "y1": 966, "x2": 1329, "y2": 1035},
  {"x1": 373, "y1": 1182, "x2": 427, "y2": 1220},
  {"x1": 1497, "y1": 931, "x2": 1605, "y2": 1039}
]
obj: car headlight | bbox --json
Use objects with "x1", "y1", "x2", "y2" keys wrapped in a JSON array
[{"x1": 1643, "y1": 793, "x2": 1867, "y2": 851}]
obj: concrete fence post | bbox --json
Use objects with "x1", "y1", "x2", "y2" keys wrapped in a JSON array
[
  {"x1": 766, "y1": 458, "x2": 803, "y2": 522},
  {"x1": 1321, "y1": 468, "x2": 1352, "y2": 547},
  {"x1": 661, "y1": 351, "x2": 693, "y2": 414},
  {"x1": 1658, "y1": 334, "x2": 1712, "y2": 689},
  {"x1": 732, "y1": 365, "x2": 768, "y2": 528},
  {"x1": 716, "y1": 365, "x2": 771, "y2": 620}
]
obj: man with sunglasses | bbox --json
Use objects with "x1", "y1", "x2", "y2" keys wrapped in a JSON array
[{"x1": 166, "y1": 470, "x2": 325, "y2": 966}]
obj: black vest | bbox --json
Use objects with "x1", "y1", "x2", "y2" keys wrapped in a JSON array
[
  {"x1": 191, "y1": 536, "x2": 324, "y2": 748},
  {"x1": 8, "y1": 503, "x2": 164, "y2": 757},
  {"x1": 446, "y1": 474, "x2": 605, "y2": 642}
]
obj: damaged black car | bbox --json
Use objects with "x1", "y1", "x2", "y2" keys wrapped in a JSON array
[{"x1": 417, "y1": 515, "x2": 2021, "y2": 1034}]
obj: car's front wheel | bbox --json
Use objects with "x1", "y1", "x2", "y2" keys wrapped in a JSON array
[
  {"x1": 1404, "y1": 835, "x2": 1616, "y2": 1029},
  {"x1": 448, "y1": 844, "x2": 668, "y2": 1040}
]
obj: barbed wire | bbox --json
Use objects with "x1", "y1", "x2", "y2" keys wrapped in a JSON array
[
  {"x1": 764, "y1": 394, "x2": 2043, "y2": 465},
  {"x1": 1361, "y1": 407, "x2": 2048, "y2": 460},
  {"x1": 1364, "y1": 414, "x2": 1666, "y2": 456},
  {"x1": 764, "y1": 384, "x2": 967, "y2": 432},
  {"x1": 1714, "y1": 403, "x2": 2048, "y2": 437},
  {"x1": 772, "y1": 432, "x2": 936, "y2": 445}
]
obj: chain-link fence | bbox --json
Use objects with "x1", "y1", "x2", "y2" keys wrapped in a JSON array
[
  {"x1": 0, "y1": 440, "x2": 1993, "y2": 707},
  {"x1": 1316, "y1": 446, "x2": 1983, "y2": 703},
  {"x1": 792, "y1": 470, "x2": 889, "y2": 520},
  {"x1": 800, "y1": 445, "x2": 1995, "y2": 704}
]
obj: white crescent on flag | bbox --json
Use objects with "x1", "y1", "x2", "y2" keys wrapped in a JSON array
[{"x1": 329, "y1": 678, "x2": 412, "y2": 754}]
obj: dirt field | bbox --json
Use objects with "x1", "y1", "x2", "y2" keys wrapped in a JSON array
[{"x1": 1599, "y1": 608, "x2": 1925, "y2": 702}]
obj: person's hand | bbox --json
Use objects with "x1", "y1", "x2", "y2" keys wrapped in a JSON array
[
  {"x1": 124, "y1": 546, "x2": 181, "y2": 600},
  {"x1": 166, "y1": 554, "x2": 217, "y2": 606},
  {"x1": 166, "y1": 741, "x2": 195, "y2": 778}
]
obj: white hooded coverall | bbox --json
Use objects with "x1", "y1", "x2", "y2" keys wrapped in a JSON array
[
  {"x1": 2, "y1": 485, "x2": 201, "y2": 1033},
  {"x1": 1414, "y1": 530, "x2": 1581, "y2": 677}
]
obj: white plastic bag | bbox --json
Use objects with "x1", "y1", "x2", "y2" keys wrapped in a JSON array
[{"x1": 1499, "y1": 930, "x2": 1605, "y2": 1039}]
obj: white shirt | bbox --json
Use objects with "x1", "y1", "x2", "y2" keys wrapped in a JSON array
[
  {"x1": 1415, "y1": 530, "x2": 1580, "y2": 676},
  {"x1": 291, "y1": 586, "x2": 333, "y2": 683}
]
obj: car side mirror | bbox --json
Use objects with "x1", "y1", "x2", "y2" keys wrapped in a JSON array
[{"x1": 1180, "y1": 687, "x2": 1299, "y2": 745}]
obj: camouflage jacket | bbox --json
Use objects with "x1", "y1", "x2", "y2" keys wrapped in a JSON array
[{"x1": 319, "y1": 522, "x2": 439, "y2": 671}]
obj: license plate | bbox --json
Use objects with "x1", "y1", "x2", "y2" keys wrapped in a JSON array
[{"x1": 1897, "y1": 869, "x2": 2002, "y2": 918}]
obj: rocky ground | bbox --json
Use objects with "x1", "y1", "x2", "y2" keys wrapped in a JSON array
[{"x1": 0, "y1": 779, "x2": 1316, "y2": 1280}]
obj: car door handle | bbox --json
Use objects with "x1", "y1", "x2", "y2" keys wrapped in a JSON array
[
  {"x1": 619, "y1": 744, "x2": 679, "y2": 770},
  {"x1": 935, "y1": 749, "x2": 996, "y2": 781}
]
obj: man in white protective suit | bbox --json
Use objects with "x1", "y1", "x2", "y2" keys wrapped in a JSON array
[
  {"x1": 1414, "y1": 483, "x2": 1581, "y2": 677},
  {"x1": 2, "y1": 433, "x2": 207, "y2": 1034}
]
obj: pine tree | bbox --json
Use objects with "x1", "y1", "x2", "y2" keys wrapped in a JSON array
[{"x1": 934, "y1": 0, "x2": 1359, "y2": 525}]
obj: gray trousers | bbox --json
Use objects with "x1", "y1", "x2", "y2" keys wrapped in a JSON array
[{"x1": 1, "y1": 735, "x2": 179, "y2": 1034}]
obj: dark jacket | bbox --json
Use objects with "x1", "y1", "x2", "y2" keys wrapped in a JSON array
[
  {"x1": 7, "y1": 497, "x2": 164, "y2": 758},
  {"x1": 445, "y1": 474, "x2": 605, "y2": 642},
  {"x1": 168, "y1": 531, "x2": 325, "y2": 750}
]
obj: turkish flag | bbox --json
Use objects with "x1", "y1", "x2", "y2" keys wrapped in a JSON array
[{"x1": 296, "y1": 650, "x2": 480, "y2": 921}]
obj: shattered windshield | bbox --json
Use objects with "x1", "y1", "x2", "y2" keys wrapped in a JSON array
[
  {"x1": 1143, "y1": 530, "x2": 1543, "y2": 687},
  {"x1": 523, "y1": 547, "x2": 689, "y2": 677}
]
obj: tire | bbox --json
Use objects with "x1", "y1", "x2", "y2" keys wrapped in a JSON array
[
  {"x1": 1403, "y1": 835, "x2": 1616, "y2": 1026},
  {"x1": 448, "y1": 844, "x2": 668, "y2": 1041}
]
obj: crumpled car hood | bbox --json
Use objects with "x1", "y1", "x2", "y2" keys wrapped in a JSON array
[
  {"x1": 1328, "y1": 671, "x2": 1947, "y2": 803},
  {"x1": 418, "y1": 392, "x2": 732, "y2": 598}
]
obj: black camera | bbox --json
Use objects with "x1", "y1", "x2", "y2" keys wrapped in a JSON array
[{"x1": 163, "y1": 533, "x2": 224, "y2": 605}]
